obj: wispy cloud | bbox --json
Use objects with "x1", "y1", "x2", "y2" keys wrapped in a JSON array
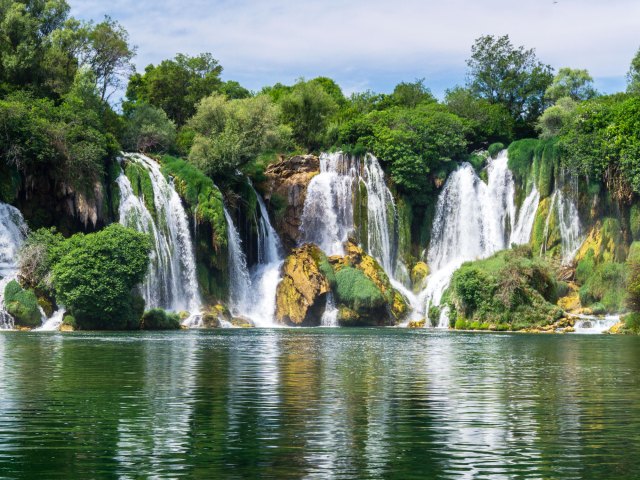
[{"x1": 71, "y1": 0, "x2": 640, "y2": 96}]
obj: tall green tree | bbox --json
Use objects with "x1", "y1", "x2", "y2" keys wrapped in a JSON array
[
  {"x1": 126, "y1": 53, "x2": 223, "y2": 125},
  {"x1": 188, "y1": 93, "x2": 289, "y2": 176},
  {"x1": 279, "y1": 79, "x2": 338, "y2": 151},
  {"x1": 466, "y1": 35, "x2": 553, "y2": 131},
  {"x1": 545, "y1": 67, "x2": 597, "y2": 103}
]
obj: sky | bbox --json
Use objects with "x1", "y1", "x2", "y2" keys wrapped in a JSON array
[{"x1": 71, "y1": 0, "x2": 640, "y2": 99}]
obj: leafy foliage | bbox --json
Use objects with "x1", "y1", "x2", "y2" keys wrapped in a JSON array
[
  {"x1": 141, "y1": 308, "x2": 181, "y2": 330},
  {"x1": 49, "y1": 224, "x2": 151, "y2": 329},
  {"x1": 123, "y1": 103, "x2": 176, "y2": 153},
  {"x1": 544, "y1": 68, "x2": 597, "y2": 103},
  {"x1": 188, "y1": 93, "x2": 290, "y2": 176},
  {"x1": 466, "y1": 35, "x2": 553, "y2": 132},
  {"x1": 3, "y1": 280, "x2": 41, "y2": 327},
  {"x1": 125, "y1": 53, "x2": 223, "y2": 125}
]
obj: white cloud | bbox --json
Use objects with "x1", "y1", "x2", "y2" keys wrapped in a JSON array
[{"x1": 71, "y1": 0, "x2": 640, "y2": 95}]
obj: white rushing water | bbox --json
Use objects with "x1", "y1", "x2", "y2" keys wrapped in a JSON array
[
  {"x1": 301, "y1": 153, "x2": 357, "y2": 256},
  {"x1": 421, "y1": 151, "x2": 539, "y2": 327},
  {"x1": 571, "y1": 314, "x2": 619, "y2": 334},
  {"x1": 34, "y1": 309, "x2": 65, "y2": 332},
  {"x1": 118, "y1": 154, "x2": 202, "y2": 323},
  {"x1": 0, "y1": 203, "x2": 28, "y2": 330},
  {"x1": 224, "y1": 186, "x2": 284, "y2": 327},
  {"x1": 543, "y1": 193, "x2": 583, "y2": 266}
]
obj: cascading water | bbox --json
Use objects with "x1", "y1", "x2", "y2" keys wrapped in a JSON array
[
  {"x1": 34, "y1": 309, "x2": 65, "y2": 332},
  {"x1": 117, "y1": 154, "x2": 201, "y2": 321},
  {"x1": 541, "y1": 174, "x2": 584, "y2": 264},
  {"x1": 301, "y1": 152, "x2": 420, "y2": 318},
  {"x1": 224, "y1": 186, "x2": 284, "y2": 327},
  {"x1": 421, "y1": 151, "x2": 539, "y2": 327},
  {"x1": 571, "y1": 314, "x2": 620, "y2": 334},
  {"x1": 301, "y1": 153, "x2": 357, "y2": 256},
  {"x1": 0, "y1": 203, "x2": 28, "y2": 330}
]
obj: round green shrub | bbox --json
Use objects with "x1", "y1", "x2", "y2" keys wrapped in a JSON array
[
  {"x1": 141, "y1": 308, "x2": 181, "y2": 330},
  {"x1": 3, "y1": 280, "x2": 41, "y2": 327},
  {"x1": 62, "y1": 315, "x2": 76, "y2": 328},
  {"x1": 488, "y1": 142, "x2": 505, "y2": 158}
]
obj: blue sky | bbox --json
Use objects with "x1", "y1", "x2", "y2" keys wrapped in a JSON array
[{"x1": 71, "y1": 0, "x2": 640, "y2": 98}]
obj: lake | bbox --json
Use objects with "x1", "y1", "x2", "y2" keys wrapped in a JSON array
[{"x1": 0, "y1": 329, "x2": 639, "y2": 479}]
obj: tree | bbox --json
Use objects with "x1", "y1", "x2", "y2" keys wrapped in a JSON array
[
  {"x1": 466, "y1": 35, "x2": 553, "y2": 128},
  {"x1": 545, "y1": 68, "x2": 597, "y2": 103},
  {"x1": 445, "y1": 86, "x2": 514, "y2": 145},
  {"x1": 0, "y1": 0, "x2": 70, "y2": 94},
  {"x1": 51, "y1": 224, "x2": 151, "y2": 330},
  {"x1": 387, "y1": 79, "x2": 434, "y2": 108},
  {"x1": 537, "y1": 97, "x2": 577, "y2": 139},
  {"x1": 628, "y1": 47, "x2": 640, "y2": 95},
  {"x1": 125, "y1": 53, "x2": 223, "y2": 125},
  {"x1": 279, "y1": 79, "x2": 338, "y2": 151},
  {"x1": 123, "y1": 103, "x2": 176, "y2": 153},
  {"x1": 188, "y1": 93, "x2": 289, "y2": 176}
]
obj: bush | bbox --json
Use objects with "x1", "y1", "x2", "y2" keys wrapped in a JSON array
[
  {"x1": 141, "y1": 308, "x2": 181, "y2": 330},
  {"x1": 488, "y1": 142, "x2": 505, "y2": 158},
  {"x1": 62, "y1": 315, "x2": 76, "y2": 328},
  {"x1": 625, "y1": 312, "x2": 640, "y2": 333},
  {"x1": 3, "y1": 280, "x2": 42, "y2": 327},
  {"x1": 335, "y1": 266, "x2": 385, "y2": 311},
  {"x1": 631, "y1": 204, "x2": 640, "y2": 241},
  {"x1": 52, "y1": 224, "x2": 151, "y2": 330},
  {"x1": 123, "y1": 103, "x2": 176, "y2": 153}
]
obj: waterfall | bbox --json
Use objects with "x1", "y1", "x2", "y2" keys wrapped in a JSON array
[
  {"x1": 321, "y1": 293, "x2": 338, "y2": 327},
  {"x1": 34, "y1": 309, "x2": 65, "y2": 332},
  {"x1": 421, "y1": 151, "x2": 538, "y2": 327},
  {"x1": 540, "y1": 174, "x2": 584, "y2": 265},
  {"x1": 571, "y1": 314, "x2": 619, "y2": 334},
  {"x1": 301, "y1": 152, "x2": 419, "y2": 319},
  {"x1": 224, "y1": 186, "x2": 284, "y2": 327},
  {"x1": 301, "y1": 153, "x2": 357, "y2": 256},
  {"x1": 118, "y1": 154, "x2": 201, "y2": 318},
  {"x1": 0, "y1": 203, "x2": 27, "y2": 330}
]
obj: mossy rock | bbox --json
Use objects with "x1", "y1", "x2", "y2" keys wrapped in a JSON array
[
  {"x1": 140, "y1": 308, "x2": 181, "y2": 330},
  {"x1": 411, "y1": 261, "x2": 429, "y2": 292},
  {"x1": 575, "y1": 218, "x2": 627, "y2": 264},
  {"x1": 4, "y1": 280, "x2": 41, "y2": 328},
  {"x1": 275, "y1": 244, "x2": 332, "y2": 326},
  {"x1": 408, "y1": 319, "x2": 426, "y2": 328}
]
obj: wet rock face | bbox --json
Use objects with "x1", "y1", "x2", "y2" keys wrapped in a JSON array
[
  {"x1": 275, "y1": 244, "x2": 330, "y2": 326},
  {"x1": 264, "y1": 155, "x2": 320, "y2": 252}
]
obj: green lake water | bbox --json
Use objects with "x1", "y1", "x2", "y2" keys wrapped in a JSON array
[{"x1": 1, "y1": 329, "x2": 639, "y2": 479}]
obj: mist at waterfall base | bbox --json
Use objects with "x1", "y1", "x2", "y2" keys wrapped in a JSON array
[
  {"x1": 224, "y1": 187, "x2": 284, "y2": 327},
  {"x1": 118, "y1": 154, "x2": 202, "y2": 326}
]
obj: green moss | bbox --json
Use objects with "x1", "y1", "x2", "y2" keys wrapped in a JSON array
[
  {"x1": 507, "y1": 138, "x2": 538, "y2": 184},
  {"x1": 335, "y1": 266, "x2": 385, "y2": 311},
  {"x1": 124, "y1": 161, "x2": 157, "y2": 218},
  {"x1": 160, "y1": 155, "x2": 227, "y2": 250},
  {"x1": 625, "y1": 312, "x2": 640, "y2": 333},
  {"x1": 3, "y1": 280, "x2": 41, "y2": 327},
  {"x1": 488, "y1": 142, "x2": 505, "y2": 158}
]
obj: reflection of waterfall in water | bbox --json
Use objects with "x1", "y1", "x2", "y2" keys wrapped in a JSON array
[
  {"x1": 301, "y1": 152, "x2": 420, "y2": 318},
  {"x1": 0, "y1": 203, "x2": 28, "y2": 330},
  {"x1": 421, "y1": 151, "x2": 539, "y2": 327},
  {"x1": 117, "y1": 154, "x2": 202, "y2": 326},
  {"x1": 224, "y1": 186, "x2": 284, "y2": 327}
]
